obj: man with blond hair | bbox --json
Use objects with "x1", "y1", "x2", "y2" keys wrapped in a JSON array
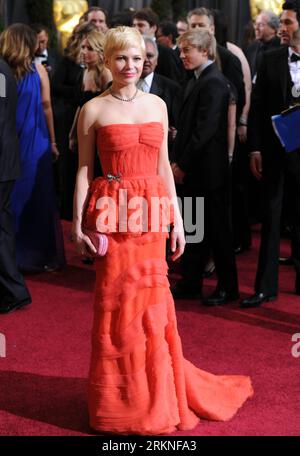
[
  {"x1": 171, "y1": 29, "x2": 239, "y2": 306},
  {"x1": 186, "y1": 7, "x2": 245, "y2": 119}
]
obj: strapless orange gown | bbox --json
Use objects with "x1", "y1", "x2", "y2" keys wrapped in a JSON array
[{"x1": 84, "y1": 122, "x2": 253, "y2": 435}]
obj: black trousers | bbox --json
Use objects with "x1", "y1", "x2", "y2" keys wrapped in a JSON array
[
  {"x1": 255, "y1": 154, "x2": 300, "y2": 295},
  {"x1": 232, "y1": 141, "x2": 252, "y2": 249},
  {"x1": 0, "y1": 181, "x2": 31, "y2": 304},
  {"x1": 180, "y1": 184, "x2": 238, "y2": 294}
]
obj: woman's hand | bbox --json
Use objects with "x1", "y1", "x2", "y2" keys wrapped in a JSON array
[
  {"x1": 51, "y1": 143, "x2": 60, "y2": 162},
  {"x1": 72, "y1": 228, "x2": 97, "y2": 257},
  {"x1": 169, "y1": 222, "x2": 186, "y2": 262}
]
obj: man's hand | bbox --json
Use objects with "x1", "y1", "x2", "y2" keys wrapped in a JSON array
[
  {"x1": 171, "y1": 163, "x2": 186, "y2": 185},
  {"x1": 250, "y1": 152, "x2": 263, "y2": 180}
]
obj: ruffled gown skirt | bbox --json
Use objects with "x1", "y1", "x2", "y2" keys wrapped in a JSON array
[{"x1": 85, "y1": 123, "x2": 253, "y2": 435}]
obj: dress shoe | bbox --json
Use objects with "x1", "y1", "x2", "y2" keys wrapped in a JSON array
[
  {"x1": 0, "y1": 297, "x2": 31, "y2": 314},
  {"x1": 171, "y1": 280, "x2": 202, "y2": 300},
  {"x1": 279, "y1": 256, "x2": 294, "y2": 266},
  {"x1": 202, "y1": 289, "x2": 240, "y2": 307},
  {"x1": 234, "y1": 244, "x2": 251, "y2": 255},
  {"x1": 240, "y1": 293, "x2": 277, "y2": 308}
]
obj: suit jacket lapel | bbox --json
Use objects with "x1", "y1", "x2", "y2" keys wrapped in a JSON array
[
  {"x1": 181, "y1": 62, "x2": 216, "y2": 110},
  {"x1": 183, "y1": 76, "x2": 197, "y2": 103},
  {"x1": 279, "y1": 47, "x2": 292, "y2": 107},
  {"x1": 150, "y1": 75, "x2": 163, "y2": 97}
]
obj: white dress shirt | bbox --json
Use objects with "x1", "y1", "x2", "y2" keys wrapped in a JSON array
[
  {"x1": 34, "y1": 49, "x2": 48, "y2": 66},
  {"x1": 194, "y1": 60, "x2": 214, "y2": 79},
  {"x1": 137, "y1": 72, "x2": 154, "y2": 93},
  {"x1": 289, "y1": 47, "x2": 300, "y2": 95}
]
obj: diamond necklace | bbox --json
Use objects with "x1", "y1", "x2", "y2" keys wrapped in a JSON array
[{"x1": 109, "y1": 87, "x2": 139, "y2": 102}]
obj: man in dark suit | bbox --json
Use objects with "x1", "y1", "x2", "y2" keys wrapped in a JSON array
[
  {"x1": 132, "y1": 7, "x2": 184, "y2": 85},
  {"x1": 31, "y1": 24, "x2": 61, "y2": 79},
  {"x1": 156, "y1": 21, "x2": 187, "y2": 86},
  {"x1": 241, "y1": 1, "x2": 300, "y2": 307},
  {"x1": 245, "y1": 10, "x2": 281, "y2": 80},
  {"x1": 171, "y1": 29, "x2": 239, "y2": 306},
  {"x1": 138, "y1": 37, "x2": 181, "y2": 131},
  {"x1": 0, "y1": 58, "x2": 31, "y2": 313},
  {"x1": 186, "y1": 7, "x2": 245, "y2": 119}
]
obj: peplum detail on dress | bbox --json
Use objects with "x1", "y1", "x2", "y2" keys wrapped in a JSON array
[{"x1": 86, "y1": 122, "x2": 253, "y2": 435}]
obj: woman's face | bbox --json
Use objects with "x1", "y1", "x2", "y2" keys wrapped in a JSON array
[
  {"x1": 80, "y1": 38, "x2": 101, "y2": 66},
  {"x1": 105, "y1": 46, "x2": 144, "y2": 85}
]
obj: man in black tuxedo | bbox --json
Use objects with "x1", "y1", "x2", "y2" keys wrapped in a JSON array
[
  {"x1": 187, "y1": 7, "x2": 245, "y2": 120},
  {"x1": 171, "y1": 29, "x2": 239, "y2": 306},
  {"x1": 31, "y1": 24, "x2": 61, "y2": 79},
  {"x1": 0, "y1": 58, "x2": 31, "y2": 313},
  {"x1": 156, "y1": 21, "x2": 187, "y2": 86},
  {"x1": 241, "y1": 1, "x2": 300, "y2": 307},
  {"x1": 138, "y1": 37, "x2": 181, "y2": 131},
  {"x1": 132, "y1": 7, "x2": 184, "y2": 85}
]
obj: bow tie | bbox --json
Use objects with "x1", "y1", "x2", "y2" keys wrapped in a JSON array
[
  {"x1": 291, "y1": 53, "x2": 300, "y2": 63},
  {"x1": 36, "y1": 53, "x2": 46, "y2": 58}
]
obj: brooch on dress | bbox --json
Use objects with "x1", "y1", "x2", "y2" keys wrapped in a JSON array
[{"x1": 106, "y1": 173, "x2": 122, "y2": 182}]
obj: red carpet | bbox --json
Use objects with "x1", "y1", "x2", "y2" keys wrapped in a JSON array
[{"x1": 0, "y1": 223, "x2": 299, "y2": 436}]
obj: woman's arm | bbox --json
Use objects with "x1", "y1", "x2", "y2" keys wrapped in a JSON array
[
  {"x1": 227, "y1": 42, "x2": 252, "y2": 142},
  {"x1": 72, "y1": 102, "x2": 98, "y2": 255},
  {"x1": 157, "y1": 99, "x2": 185, "y2": 261},
  {"x1": 36, "y1": 63, "x2": 59, "y2": 160},
  {"x1": 228, "y1": 101, "x2": 237, "y2": 162}
]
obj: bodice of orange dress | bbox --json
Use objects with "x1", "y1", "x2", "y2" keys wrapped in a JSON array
[
  {"x1": 83, "y1": 122, "x2": 172, "y2": 236},
  {"x1": 85, "y1": 122, "x2": 253, "y2": 435}
]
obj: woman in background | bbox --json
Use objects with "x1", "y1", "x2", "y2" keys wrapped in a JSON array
[
  {"x1": 52, "y1": 21, "x2": 96, "y2": 221},
  {"x1": 0, "y1": 24, "x2": 65, "y2": 272},
  {"x1": 69, "y1": 28, "x2": 112, "y2": 151},
  {"x1": 69, "y1": 28, "x2": 111, "y2": 265}
]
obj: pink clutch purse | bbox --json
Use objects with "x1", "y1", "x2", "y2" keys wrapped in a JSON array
[{"x1": 83, "y1": 229, "x2": 108, "y2": 257}]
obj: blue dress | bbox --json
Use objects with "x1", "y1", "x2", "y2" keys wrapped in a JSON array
[{"x1": 11, "y1": 64, "x2": 65, "y2": 272}]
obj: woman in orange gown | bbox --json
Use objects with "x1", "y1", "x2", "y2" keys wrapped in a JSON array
[{"x1": 72, "y1": 26, "x2": 253, "y2": 435}]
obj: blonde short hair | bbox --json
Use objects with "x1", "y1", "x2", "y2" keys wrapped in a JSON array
[
  {"x1": 177, "y1": 29, "x2": 216, "y2": 60},
  {"x1": 84, "y1": 29, "x2": 105, "y2": 55},
  {"x1": 103, "y1": 26, "x2": 146, "y2": 59}
]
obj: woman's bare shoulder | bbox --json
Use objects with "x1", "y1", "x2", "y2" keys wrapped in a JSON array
[
  {"x1": 144, "y1": 92, "x2": 164, "y2": 103},
  {"x1": 141, "y1": 92, "x2": 167, "y2": 112},
  {"x1": 79, "y1": 92, "x2": 111, "y2": 128},
  {"x1": 81, "y1": 91, "x2": 110, "y2": 112}
]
